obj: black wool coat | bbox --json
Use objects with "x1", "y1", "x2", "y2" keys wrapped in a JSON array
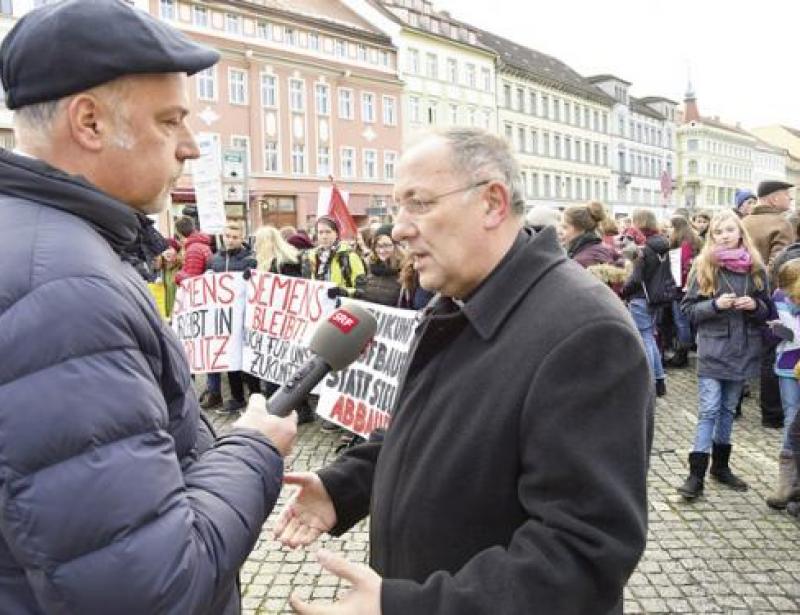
[{"x1": 319, "y1": 227, "x2": 653, "y2": 615}]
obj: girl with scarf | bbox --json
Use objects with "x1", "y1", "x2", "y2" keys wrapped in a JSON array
[
  {"x1": 561, "y1": 201, "x2": 620, "y2": 268},
  {"x1": 677, "y1": 211, "x2": 770, "y2": 500}
]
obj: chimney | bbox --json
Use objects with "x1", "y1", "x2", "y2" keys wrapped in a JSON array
[{"x1": 683, "y1": 79, "x2": 700, "y2": 124}]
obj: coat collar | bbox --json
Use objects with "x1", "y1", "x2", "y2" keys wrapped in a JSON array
[
  {"x1": 749, "y1": 204, "x2": 784, "y2": 216},
  {"x1": 459, "y1": 226, "x2": 567, "y2": 341},
  {"x1": 0, "y1": 148, "x2": 140, "y2": 253}
]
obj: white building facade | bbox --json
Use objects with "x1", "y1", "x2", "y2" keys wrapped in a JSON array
[
  {"x1": 588, "y1": 76, "x2": 677, "y2": 218},
  {"x1": 752, "y1": 139, "x2": 788, "y2": 187},
  {"x1": 478, "y1": 31, "x2": 614, "y2": 212},
  {"x1": 345, "y1": 0, "x2": 497, "y2": 143}
]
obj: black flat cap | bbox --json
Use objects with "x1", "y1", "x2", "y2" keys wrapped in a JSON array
[
  {"x1": 0, "y1": 0, "x2": 220, "y2": 110},
  {"x1": 757, "y1": 180, "x2": 794, "y2": 198}
]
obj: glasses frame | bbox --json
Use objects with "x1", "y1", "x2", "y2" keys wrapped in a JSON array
[{"x1": 395, "y1": 179, "x2": 492, "y2": 216}]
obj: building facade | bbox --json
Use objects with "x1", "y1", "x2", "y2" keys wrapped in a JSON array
[
  {"x1": 676, "y1": 86, "x2": 757, "y2": 211},
  {"x1": 752, "y1": 139, "x2": 788, "y2": 187},
  {"x1": 477, "y1": 31, "x2": 614, "y2": 213},
  {"x1": 345, "y1": 0, "x2": 497, "y2": 142},
  {"x1": 588, "y1": 76, "x2": 677, "y2": 218},
  {"x1": 751, "y1": 125, "x2": 800, "y2": 198}
]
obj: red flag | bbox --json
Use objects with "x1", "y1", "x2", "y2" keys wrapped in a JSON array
[{"x1": 328, "y1": 185, "x2": 359, "y2": 241}]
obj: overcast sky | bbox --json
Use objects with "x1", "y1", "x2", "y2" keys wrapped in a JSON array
[{"x1": 433, "y1": 0, "x2": 799, "y2": 130}]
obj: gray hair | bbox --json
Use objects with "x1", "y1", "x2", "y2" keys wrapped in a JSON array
[
  {"x1": 13, "y1": 78, "x2": 134, "y2": 150},
  {"x1": 437, "y1": 127, "x2": 525, "y2": 216}
]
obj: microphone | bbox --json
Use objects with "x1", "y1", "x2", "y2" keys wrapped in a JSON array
[{"x1": 267, "y1": 303, "x2": 378, "y2": 417}]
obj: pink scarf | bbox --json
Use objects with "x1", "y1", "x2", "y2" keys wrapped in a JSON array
[{"x1": 713, "y1": 246, "x2": 752, "y2": 273}]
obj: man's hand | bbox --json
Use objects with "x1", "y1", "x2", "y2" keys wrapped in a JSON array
[
  {"x1": 232, "y1": 394, "x2": 297, "y2": 457},
  {"x1": 290, "y1": 550, "x2": 381, "y2": 615},
  {"x1": 274, "y1": 472, "x2": 337, "y2": 548}
]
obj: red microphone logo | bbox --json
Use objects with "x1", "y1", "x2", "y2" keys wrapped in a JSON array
[{"x1": 329, "y1": 309, "x2": 360, "y2": 334}]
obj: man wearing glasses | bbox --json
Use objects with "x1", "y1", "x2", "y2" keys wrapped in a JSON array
[{"x1": 277, "y1": 128, "x2": 652, "y2": 614}]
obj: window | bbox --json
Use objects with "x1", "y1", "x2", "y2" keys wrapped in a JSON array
[
  {"x1": 564, "y1": 137, "x2": 571, "y2": 160},
  {"x1": 428, "y1": 101, "x2": 438, "y2": 125},
  {"x1": 309, "y1": 33, "x2": 320, "y2": 51},
  {"x1": 504, "y1": 123, "x2": 513, "y2": 141},
  {"x1": 338, "y1": 89, "x2": 353, "y2": 120},
  {"x1": 593, "y1": 110, "x2": 599, "y2": 131},
  {"x1": 426, "y1": 53, "x2": 438, "y2": 79},
  {"x1": 231, "y1": 136, "x2": 250, "y2": 173},
  {"x1": 225, "y1": 14, "x2": 241, "y2": 35},
  {"x1": 383, "y1": 96, "x2": 397, "y2": 125},
  {"x1": 687, "y1": 139, "x2": 699, "y2": 151},
  {"x1": 264, "y1": 142, "x2": 279, "y2": 172},
  {"x1": 449, "y1": 104, "x2": 459, "y2": 125},
  {"x1": 516, "y1": 88, "x2": 524, "y2": 112},
  {"x1": 341, "y1": 147, "x2": 355, "y2": 178},
  {"x1": 503, "y1": 84, "x2": 512, "y2": 109},
  {"x1": 317, "y1": 147, "x2": 330, "y2": 177},
  {"x1": 585, "y1": 142, "x2": 591, "y2": 163},
  {"x1": 257, "y1": 21, "x2": 272, "y2": 40},
  {"x1": 379, "y1": 50, "x2": 389, "y2": 67},
  {"x1": 228, "y1": 69, "x2": 247, "y2": 105},
  {"x1": 618, "y1": 116, "x2": 625, "y2": 136},
  {"x1": 465, "y1": 63, "x2": 476, "y2": 88},
  {"x1": 531, "y1": 173, "x2": 539, "y2": 197},
  {"x1": 362, "y1": 93, "x2": 375, "y2": 123},
  {"x1": 554, "y1": 135, "x2": 562, "y2": 159},
  {"x1": 481, "y1": 68, "x2": 492, "y2": 92},
  {"x1": 447, "y1": 58, "x2": 458, "y2": 84},
  {"x1": 261, "y1": 74, "x2": 277, "y2": 107},
  {"x1": 541, "y1": 95, "x2": 549, "y2": 118},
  {"x1": 289, "y1": 79, "x2": 304, "y2": 112},
  {"x1": 553, "y1": 98, "x2": 560, "y2": 121},
  {"x1": 192, "y1": 5, "x2": 208, "y2": 26},
  {"x1": 602, "y1": 113, "x2": 608, "y2": 134},
  {"x1": 565, "y1": 103, "x2": 571, "y2": 124},
  {"x1": 602, "y1": 145, "x2": 608, "y2": 166},
  {"x1": 363, "y1": 149, "x2": 377, "y2": 179},
  {"x1": 384, "y1": 151, "x2": 397, "y2": 180},
  {"x1": 197, "y1": 67, "x2": 216, "y2": 101},
  {"x1": 575, "y1": 139, "x2": 581, "y2": 162},
  {"x1": 284, "y1": 28, "x2": 296, "y2": 46},
  {"x1": 292, "y1": 145, "x2": 305, "y2": 174},
  {"x1": 603, "y1": 182, "x2": 609, "y2": 200},
  {"x1": 407, "y1": 49, "x2": 420, "y2": 74},
  {"x1": 483, "y1": 110, "x2": 492, "y2": 130},
  {"x1": 521, "y1": 171, "x2": 528, "y2": 197},
  {"x1": 517, "y1": 127, "x2": 526, "y2": 153},
  {"x1": 315, "y1": 84, "x2": 330, "y2": 115},
  {"x1": 409, "y1": 96, "x2": 420, "y2": 123},
  {"x1": 544, "y1": 174, "x2": 552, "y2": 197},
  {"x1": 543, "y1": 131, "x2": 550, "y2": 156},
  {"x1": 584, "y1": 107, "x2": 590, "y2": 128},
  {"x1": 555, "y1": 175, "x2": 562, "y2": 198},
  {"x1": 529, "y1": 91, "x2": 537, "y2": 115},
  {"x1": 160, "y1": 0, "x2": 175, "y2": 20},
  {"x1": 530, "y1": 130, "x2": 538, "y2": 154},
  {"x1": 357, "y1": 44, "x2": 368, "y2": 62}
]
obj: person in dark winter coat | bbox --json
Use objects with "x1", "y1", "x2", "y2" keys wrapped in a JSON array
[
  {"x1": 677, "y1": 211, "x2": 770, "y2": 500},
  {"x1": 0, "y1": 4, "x2": 297, "y2": 613},
  {"x1": 201, "y1": 221, "x2": 261, "y2": 413},
  {"x1": 354, "y1": 225, "x2": 404, "y2": 306},
  {"x1": 562, "y1": 200, "x2": 621, "y2": 268},
  {"x1": 274, "y1": 129, "x2": 652, "y2": 615},
  {"x1": 621, "y1": 209, "x2": 671, "y2": 397}
]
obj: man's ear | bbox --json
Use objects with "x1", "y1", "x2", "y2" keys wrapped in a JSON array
[
  {"x1": 64, "y1": 93, "x2": 108, "y2": 152},
  {"x1": 483, "y1": 181, "x2": 512, "y2": 229}
]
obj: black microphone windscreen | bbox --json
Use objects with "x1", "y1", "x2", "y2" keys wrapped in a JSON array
[{"x1": 309, "y1": 302, "x2": 377, "y2": 370}]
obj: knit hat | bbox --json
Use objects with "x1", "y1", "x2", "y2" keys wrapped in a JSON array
[
  {"x1": 524, "y1": 205, "x2": 560, "y2": 230},
  {"x1": 287, "y1": 233, "x2": 313, "y2": 250},
  {"x1": 735, "y1": 189, "x2": 756, "y2": 210}
]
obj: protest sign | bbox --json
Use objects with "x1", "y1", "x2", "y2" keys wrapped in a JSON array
[
  {"x1": 241, "y1": 272, "x2": 337, "y2": 385},
  {"x1": 172, "y1": 272, "x2": 246, "y2": 373},
  {"x1": 669, "y1": 248, "x2": 682, "y2": 288},
  {"x1": 316, "y1": 301, "x2": 417, "y2": 438}
]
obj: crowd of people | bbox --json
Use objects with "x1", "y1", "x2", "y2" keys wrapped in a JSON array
[{"x1": 532, "y1": 180, "x2": 800, "y2": 516}]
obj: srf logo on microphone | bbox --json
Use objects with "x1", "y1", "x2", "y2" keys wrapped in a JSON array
[{"x1": 329, "y1": 309, "x2": 359, "y2": 333}]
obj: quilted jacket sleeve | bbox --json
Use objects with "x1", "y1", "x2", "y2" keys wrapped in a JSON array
[{"x1": 0, "y1": 274, "x2": 283, "y2": 615}]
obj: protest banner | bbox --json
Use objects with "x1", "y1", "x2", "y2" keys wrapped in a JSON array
[
  {"x1": 172, "y1": 272, "x2": 246, "y2": 373},
  {"x1": 241, "y1": 272, "x2": 337, "y2": 385},
  {"x1": 316, "y1": 301, "x2": 417, "y2": 438}
]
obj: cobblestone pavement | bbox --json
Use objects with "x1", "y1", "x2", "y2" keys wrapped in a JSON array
[{"x1": 204, "y1": 361, "x2": 800, "y2": 614}]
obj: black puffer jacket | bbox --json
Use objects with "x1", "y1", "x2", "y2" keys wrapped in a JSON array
[
  {"x1": 621, "y1": 233, "x2": 671, "y2": 300},
  {"x1": 355, "y1": 260, "x2": 402, "y2": 306},
  {"x1": 209, "y1": 246, "x2": 257, "y2": 272},
  {"x1": 0, "y1": 150, "x2": 284, "y2": 615}
]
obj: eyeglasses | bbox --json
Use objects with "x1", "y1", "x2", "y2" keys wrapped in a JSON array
[{"x1": 395, "y1": 179, "x2": 492, "y2": 216}]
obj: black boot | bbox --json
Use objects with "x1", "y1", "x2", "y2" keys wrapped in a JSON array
[
  {"x1": 710, "y1": 443, "x2": 748, "y2": 491},
  {"x1": 665, "y1": 347, "x2": 689, "y2": 368},
  {"x1": 677, "y1": 452, "x2": 709, "y2": 499},
  {"x1": 655, "y1": 379, "x2": 667, "y2": 397}
]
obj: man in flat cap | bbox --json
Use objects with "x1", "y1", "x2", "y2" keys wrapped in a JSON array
[
  {"x1": 742, "y1": 179, "x2": 796, "y2": 428},
  {"x1": 0, "y1": 2, "x2": 296, "y2": 613}
]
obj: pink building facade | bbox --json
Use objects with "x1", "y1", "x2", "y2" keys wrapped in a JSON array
[{"x1": 149, "y1": 0, "x2": 403, "y2": 232}]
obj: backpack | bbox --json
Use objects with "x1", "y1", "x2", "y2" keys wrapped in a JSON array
[{"x1": 641, "y1": 246, "x2": 677, "y2": 307}]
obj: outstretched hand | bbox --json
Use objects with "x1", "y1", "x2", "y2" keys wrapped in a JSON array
[
  {"x1": 274, "y1": 472, "x2": 337, "y2": 549},
  {"x1": 290, "y1": 550, "x2": 381, "y2": 615}
]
